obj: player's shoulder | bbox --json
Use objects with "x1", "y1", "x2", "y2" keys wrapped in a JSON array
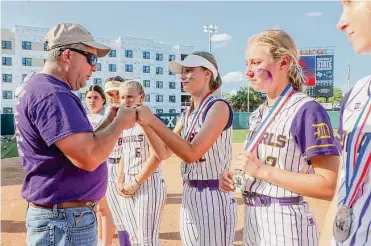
[{"x1": 348, "y1": 74, "x2": 371, "y2": 98}]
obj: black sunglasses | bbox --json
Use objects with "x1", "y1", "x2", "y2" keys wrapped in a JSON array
[{"x1": 60, "y1": 48, "x2": 98, "y2": 66}]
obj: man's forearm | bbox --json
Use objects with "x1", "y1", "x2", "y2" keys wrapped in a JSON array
[
  {"x1": 90, "y1": 119, "x2": 123, "y2": 167},
  {"x1": 94, "y1": 117, "x2": 112, "y2": 132}
]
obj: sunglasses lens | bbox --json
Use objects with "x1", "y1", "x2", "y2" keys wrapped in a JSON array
[{"x1": 89, "y1": 55, "x2": 97, "y2": 66}]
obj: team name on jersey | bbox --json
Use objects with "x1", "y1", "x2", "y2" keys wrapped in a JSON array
[
  {"x1": 122, "y1": 134, "x2": 144, "y2": 143},
  {"x1": 261, "y1": 132, "x2": 288, "y2": 148}
]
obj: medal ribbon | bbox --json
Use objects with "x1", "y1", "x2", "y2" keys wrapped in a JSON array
[
  {"x1": 184, "y1": 92, "x2": 213, "y2": 141},
  {"x1": 244, "y1": 84, "x2": 295, "y2": 152},
  {"x1": 343, "y1": 97, "x2": 371, "y2": 208}
]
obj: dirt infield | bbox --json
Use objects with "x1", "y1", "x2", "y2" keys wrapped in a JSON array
[{"x1": 1, "y1": 143, "x2": 331, "y2": 245}]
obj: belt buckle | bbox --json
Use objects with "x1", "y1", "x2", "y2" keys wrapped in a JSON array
[{"x1": 260, "y1": 196, "x2": 271, "y2": 207}]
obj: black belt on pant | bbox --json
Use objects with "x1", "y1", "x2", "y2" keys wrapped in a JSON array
[
  {"x1": 107, "y1": 158, "x2": 120, "y2": 164},
  {"x1": 242, "y1": 192, "x2": 303, "y2": 207},
  {"x1": 184, "y1": 179, "x2": 219, "y2": 191}
]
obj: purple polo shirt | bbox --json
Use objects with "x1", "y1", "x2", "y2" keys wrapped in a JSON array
[{"x1": 15, "y1": 74, "x2": 107, "y2": 204}]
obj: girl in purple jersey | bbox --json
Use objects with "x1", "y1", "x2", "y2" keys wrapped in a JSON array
[
  {"x1": 219, "y1": 30, "x2": 340, "y2": 246},
  {"x1": 85, "y1": 85, "x2": 116, "y2": 246}
]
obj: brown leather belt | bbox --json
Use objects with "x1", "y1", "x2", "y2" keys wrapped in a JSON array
[{"x1": 30, "y1": 200, "x2": 96, "y2": 209}]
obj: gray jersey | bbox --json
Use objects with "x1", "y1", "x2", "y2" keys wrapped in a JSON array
[
  {"x1": 87, "y1": 108, "x2": 105, "y2": 129},
  {"x1": 181, "y1": 97, "x2": 233, "y2": 180},
  {"x1": 333, "y1": 75, "x2": 371, "y2": 246},
  {"x1": 244, "y1": 92, "x2": 338, "y2": 198},
  {"x1": 122, "y1": 123, "x2": 159, "y2": 175}
]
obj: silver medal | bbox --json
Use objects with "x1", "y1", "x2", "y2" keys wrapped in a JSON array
[
  {"x1": 333, "y1": 206, "x2": 352, "y2": 243},
  {"x1": 232, "y1": 169, "x2": 246, "y2": 192}
]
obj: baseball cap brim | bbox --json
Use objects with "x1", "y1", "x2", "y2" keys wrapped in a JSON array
[
  {"x1": 169, "y1": 55, "x2": 218, "y2": 79},
  {"x1": 82, "y1": 40, "x2": 111, "y2": 58},
  {"x1": 104, "y1": 87, "x2": 120, "y2": 93}
]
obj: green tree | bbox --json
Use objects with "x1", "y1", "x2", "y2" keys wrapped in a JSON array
[{"x1": 224, "y1": 86, "x2": 263, "y2": 112}]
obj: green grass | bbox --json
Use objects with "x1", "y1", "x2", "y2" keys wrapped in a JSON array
[
  {"x1": 232, "y1": 129, "x2": 248, "y2": 143},
  {"x1": 1, "y1": 136, "x2": 19, "y2": 159}
]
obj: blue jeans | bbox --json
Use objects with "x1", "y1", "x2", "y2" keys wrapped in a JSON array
[{"x1": 26, "y1": 203, "x2": 98, "y2": 246}]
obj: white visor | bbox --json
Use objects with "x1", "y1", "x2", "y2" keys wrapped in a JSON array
[{"x1": 169, "y1": 55, "x2": 218, "y2": 80}]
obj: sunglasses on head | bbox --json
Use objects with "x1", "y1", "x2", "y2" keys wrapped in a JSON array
[{"x1": 60, "y1": 48, "x2": 98, "y2": 66}]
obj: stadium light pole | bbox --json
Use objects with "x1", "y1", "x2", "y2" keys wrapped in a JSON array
[{"x1": 203, "y1": 24, "x2": 218, "y2": 53}]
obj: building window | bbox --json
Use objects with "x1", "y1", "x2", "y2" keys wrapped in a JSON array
[
  {"x1": 2, "y1": 74, "x2": 12, "y2": 83},
  {"x1": 145, "y1": 95, "x2": 150, "y2": 102},
  {"x1": 3, "y1": 107, "x2": 13, "y2": 114},
  {"x1": 22, "y1": 41, "x2": 32, "y2": 50},
  {"x1": 125, "y1": 50, "x2": 133, "y2": 58},
  {"x1": 156, "y1": 109, "x2": 163, "y2": 114},
  {"x1": 156, "y1": 53, "x2": 163, "y2": 61},
  {"x1": 2, "y1": 40, "x2": 12, "y2": 49},
  {"x1": 169, "y1": 109, "x2": 176, "y2": 113},
  {"x1": 2, "y1": 57, "x2": 12, "y2": 66},
  {"x1": 156, "y1": 95, "x2": 163, "y2": 102},
  {"x1": 181, "y1": 54, "x2": 188, "y2": 61},
  {"x1": 156, "y1": 81, "x2": 163, "y2": 89},
  {"x1": 143, "y1": 51, "x2": 150, "y2": 59},
  {"x1": 109, "y1": 50, "x2": 116, "y2": 57},
  {"x1": 22, "y1": 57, "x2": 32, "y2": 66},
  {"x1": 143, "y1": 65, "x2": 150, "y2": 73},
  {"x1": 169, "y1": 95, "x2": 176, "y2": 103},
  {"x1": 169, "y1": 54, "x2": 175, "y2": 61},
  {"x1": 125, "y1": 64, "x2": 133, "y2": 72},
  {"x1": 143, "y1": 80, "x2": 151, "y2": 88},
  {"x1": 93, "y1": 78, "x2": 102, "y2": 86},
  {"x1": 3, "y1": 90, "x2": 13, "y2": 99},
  {"x1": 169, "y1": 71, "x2": 175, "y2": 76},
  {"x1": 44, "y1": 43, "x2": 48, "y2": 51},
  {"x1": 109, "y1": 64, "x2": 116, "y2": 72},
  {"x1": 156, "y1": 67, "x2": 163, "y2": 75},
  {"x1": 169, "y1": 82, "x2": 176, "y2": 89},
  {"x1": 44, "y1": 59, "x2": 46, "y2": 64},
  {"x1": 97, "y1": 63, "x2": 102, "y2": 71},
  {"x1": 78, "y1": 93, "x2": 85, "y2": 101}
]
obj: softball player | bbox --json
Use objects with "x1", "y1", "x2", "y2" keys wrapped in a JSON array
[
  {"x1": 104, "y1": 76, "x2": 131, "y2": 245},
  {"x1": 219, "y1": 29, "x2": 340, "y2": 246},
  {"x1": 137, "y1": 51, "x2": 237, "y2": 246},
  {"x1": 115, "y1": 80, "x2": 167, "y2": 246},
  {"x1": 85, "y1": 85, "x2": 116, "y2": 246},
  {"x1": 325, "y1": 2, "x2": 371, "y2": 245}
]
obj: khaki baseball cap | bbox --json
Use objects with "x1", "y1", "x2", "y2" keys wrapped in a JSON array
[
  {"x1": 45, "y1": 23, "x2": 111, "y2": 58},
  {"x1": 104, "y1": 80, "x2": 123, "y2": 93}
]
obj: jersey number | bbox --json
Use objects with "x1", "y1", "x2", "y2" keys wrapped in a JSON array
[
  {"x1": 266, "y1": 156, "x2": 277, "y2": 167},
  {"x1": 117, "y1": 137, "x2": 123, "y2": 146},
  {"x1": 189, "y1": 132, "x2": 206, "y2": 163},
  {"x1": 135, "y1": 148, "x2": 141, "y2": 158}
]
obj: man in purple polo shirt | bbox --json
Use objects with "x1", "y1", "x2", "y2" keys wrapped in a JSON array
[{"x1": 14, "y1": 23, "x2": 136, "y2": 246}]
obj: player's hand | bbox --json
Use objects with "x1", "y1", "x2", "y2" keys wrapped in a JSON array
[
  {"x1": 219, "y1": 171, "x2": 236, "y2": 192},
  {"x1": 107, "y1": 104, "x2": 120, "y2": 123},
  {"x1": 136, "y1": 105, "x2": 155, "y2": 126},
  {"x1": 119, "y1": 183, "x2": 140, "y2": 198},
  {"x1": 243, "y1": 152, "x2": 269, "y2": 180},
  {"x1": 115, "y1": 179, "x2": 125, "y2": 193},
  {"x1": 115, "y1": 106, "x2": 137, "y2": 130}
]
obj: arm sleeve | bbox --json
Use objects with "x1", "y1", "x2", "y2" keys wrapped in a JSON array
[
  {"x1": 30, "y1": 92, "x2": 92, "y2": 146},
  {"x1": 290, "y1": 100, "x2": 339, "y2": 160}
]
